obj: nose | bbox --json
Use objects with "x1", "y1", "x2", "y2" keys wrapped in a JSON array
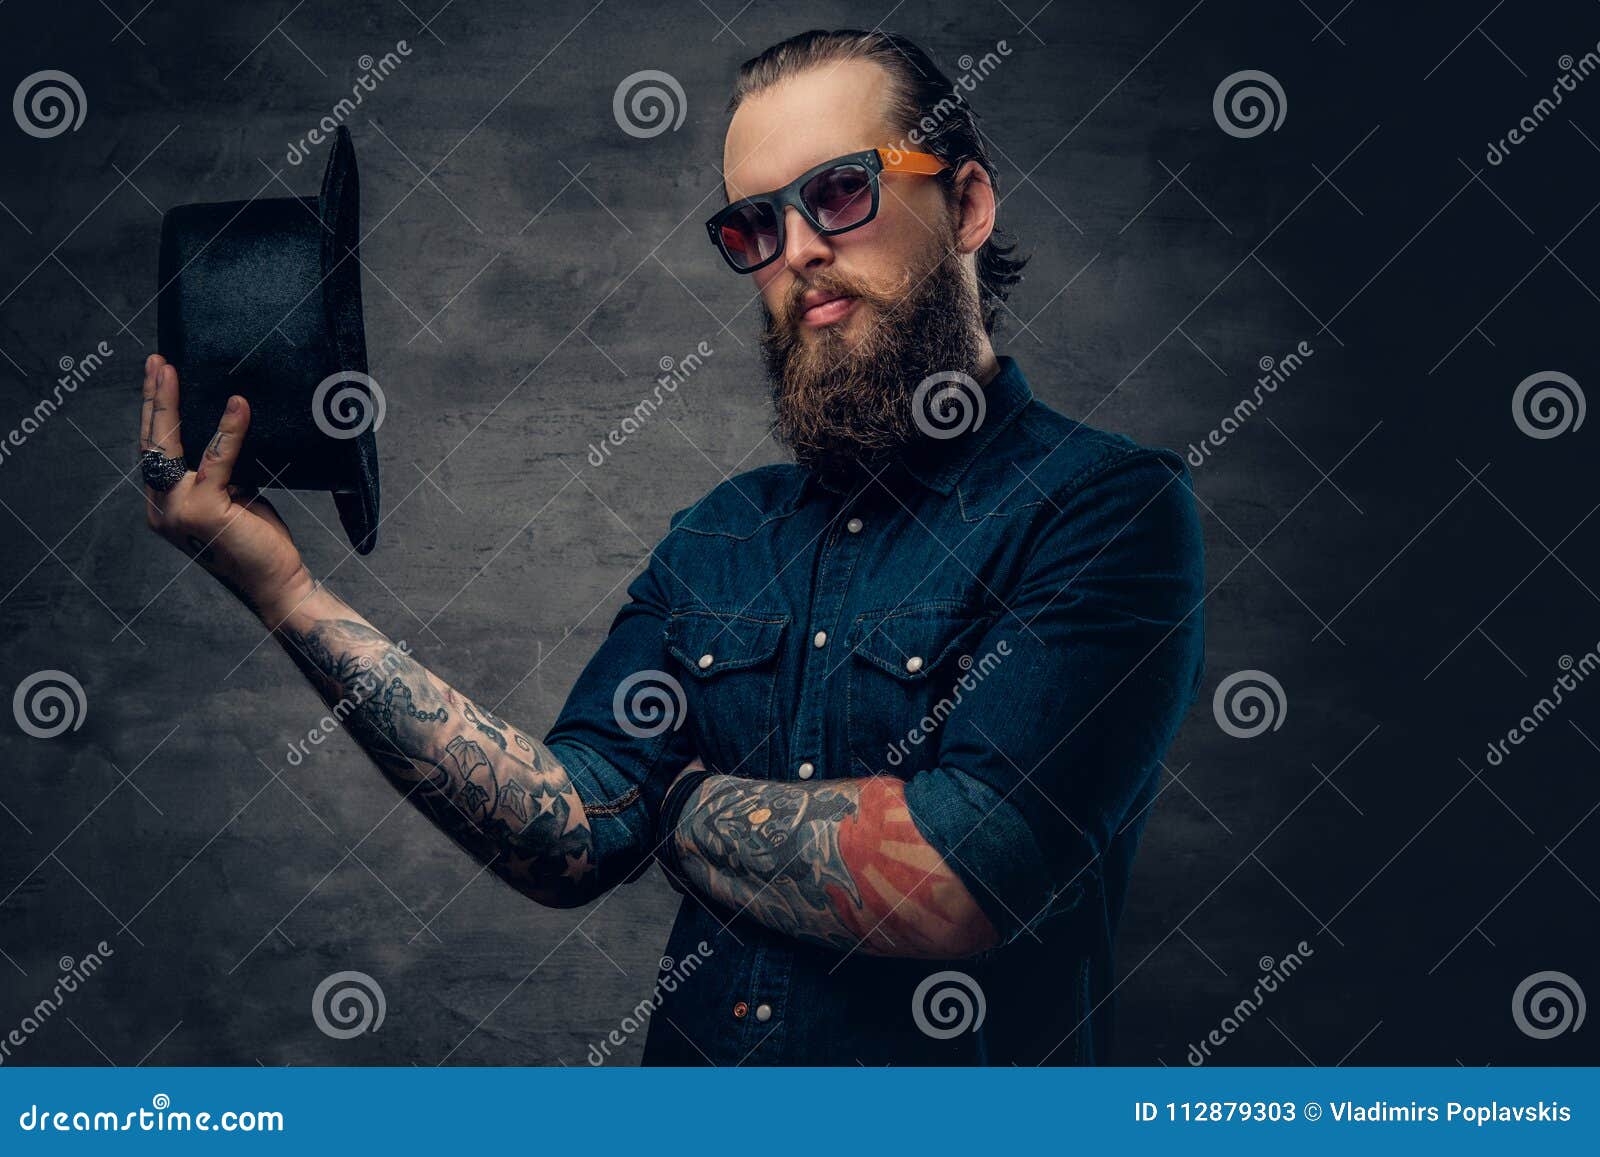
[{"x1": 780, "y1": 205, "x2": 832, "y2": 274}]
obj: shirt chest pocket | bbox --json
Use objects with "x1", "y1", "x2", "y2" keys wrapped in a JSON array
[
  {"x1": 664, "y1": 609, "x2": 788, "y2": 779},
  {"x1": 845, "y1": 604, "x2": 992, "y2": 778}
]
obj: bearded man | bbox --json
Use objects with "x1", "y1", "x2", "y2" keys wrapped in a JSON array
[{"x1": 137, "y1": 28, "x2": 1205, "y2": 1065}]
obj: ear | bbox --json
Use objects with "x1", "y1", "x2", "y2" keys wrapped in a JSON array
[{"x1": 950, "y1": 160, "x2": 996, "y2": 256}]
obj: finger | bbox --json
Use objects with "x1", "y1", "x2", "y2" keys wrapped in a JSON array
[
  {"x1": 139, "y1": 353, "x2": 163, "y2": 452},
  {"x1": 149, "y1": 362, "x2": 184, "y2": 461},
  {"x1": 194, "y1": 395, "x2": 250, "y2": 493}
]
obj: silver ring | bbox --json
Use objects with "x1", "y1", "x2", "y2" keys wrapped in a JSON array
[{"x1": 140, "y1": 448, "x2": 188, "y2": 493}]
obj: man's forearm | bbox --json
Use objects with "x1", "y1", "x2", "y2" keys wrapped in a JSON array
[
  {"x1": 669, "y1": 773, "x2": 997, "y2": 958},
  {"x1": 260, "y1": 573, "x2": 598, "y2": 906}
]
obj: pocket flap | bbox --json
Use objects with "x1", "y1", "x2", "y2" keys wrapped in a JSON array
[
  {"x1": 665, "y1": 610, "x2": 787, "y2": 677},
  {"x1": 849, "y1": 606, "x2": 985, "y2": 681}
]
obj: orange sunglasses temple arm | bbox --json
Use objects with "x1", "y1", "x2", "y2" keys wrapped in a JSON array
[{"x1": 876, "y1": 148, "x2": 950, "y2": 175}]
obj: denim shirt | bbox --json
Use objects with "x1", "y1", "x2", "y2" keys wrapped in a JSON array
[{"x1": 544, "y1": 357, "x2": 1205, "y2": 1065}]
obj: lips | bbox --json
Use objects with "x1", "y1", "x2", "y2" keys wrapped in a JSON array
[{"x1": 799, "y1": 292, "x2": 856, "y2": 328}]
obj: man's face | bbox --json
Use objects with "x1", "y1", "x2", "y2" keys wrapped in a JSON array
[{"x1": 722, "y1": 60, "x2": 986, "y2": 475}]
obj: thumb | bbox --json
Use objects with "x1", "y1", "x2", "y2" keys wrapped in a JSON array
[{"x1": 194, "y1": 395, "x2": 251, "y2": 493}]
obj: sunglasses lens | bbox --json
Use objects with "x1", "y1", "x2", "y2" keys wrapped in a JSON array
[
  {"x1": 716, "y1": 202, "x2": 780, "y2": 271},
  {"x1": 802, "y1": 164, "x2": 873, "y2": 231}
]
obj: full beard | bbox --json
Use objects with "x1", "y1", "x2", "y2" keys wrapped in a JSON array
[{"x1": 761, "y1": 243, "x2": 984, "y2": 479}]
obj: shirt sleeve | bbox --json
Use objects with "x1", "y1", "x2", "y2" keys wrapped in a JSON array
[
  {"x1": 542, "y1": 527, "x2": 698, "y2": 892},
  {"x1": 901, "y1": 449, "x2": 1206, "y2": 943}
]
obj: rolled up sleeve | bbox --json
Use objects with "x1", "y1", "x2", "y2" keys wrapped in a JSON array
[
  {"x1": 902, "y1": 450, "x2": 1206, "y2": 942},
  {"x1": 543, "y1": 539, "x2": 698, "y2": 892}
]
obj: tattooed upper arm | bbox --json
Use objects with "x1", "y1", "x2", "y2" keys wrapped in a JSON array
[{"x1": 281, "y1": 616, "x2": 598, "y2": 907}]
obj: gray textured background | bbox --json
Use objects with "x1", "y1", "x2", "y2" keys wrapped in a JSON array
[{"x1": 1, "y1": 0, "x2": 1597, "y2": 1066}]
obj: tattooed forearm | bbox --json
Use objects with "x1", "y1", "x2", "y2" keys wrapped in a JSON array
[
  {"x1": 670, "y1": 774, "x2": 997, "y2": 958},
  {"x1": 272, "y1": 586, "x2": 596, "y2": 906}
]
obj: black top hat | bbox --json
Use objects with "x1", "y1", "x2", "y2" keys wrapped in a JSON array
[{"x1": 157, "y1": 126, "x2": 380, "y2": 554}]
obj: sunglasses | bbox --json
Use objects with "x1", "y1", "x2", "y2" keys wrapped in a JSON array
[{"x1": 705, "y1": 147, "x2": 950, "y2": 274}]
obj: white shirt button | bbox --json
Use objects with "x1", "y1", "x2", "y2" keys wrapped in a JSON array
[
  {"x1": 846, "y1": 517, "x2": 863, "y2": 534},
  {"x1": 812, "y1": 630, "x2": 828, "y2": 648},
  {"x1": 754, "y1": 1003, "x2": 773, "y2": 1022},
  {"x1": 905, "y1": 655, "x2": 924, "y2": 673},
  {"x1": 797, "y1": 761, "x2": 815, "y2": 780},
  {"x1": 697, "y1": 653, "x2": 714, "y2": 670}
]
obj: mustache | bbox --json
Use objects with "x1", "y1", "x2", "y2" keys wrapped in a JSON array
[{"x1": 771, "y1": 266, "x2": 915, "y2": 333}]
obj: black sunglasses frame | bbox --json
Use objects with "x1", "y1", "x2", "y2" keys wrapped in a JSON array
[{"x1": 705, "y1": 149, "x2": 888, "y2": 274}]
